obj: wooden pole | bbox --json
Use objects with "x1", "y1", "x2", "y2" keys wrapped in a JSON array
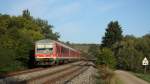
[{"x1": 144, "y1": 65, "x2": 146, "y2": 74}]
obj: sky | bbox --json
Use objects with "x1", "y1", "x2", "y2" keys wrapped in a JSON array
[{"x1": 0, "y1": 0, "x2": 150, "y2": 43}]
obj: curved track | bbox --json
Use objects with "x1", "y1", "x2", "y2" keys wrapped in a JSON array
[{"x1": 0, "y1": 61, "x2": 87, "y2": 84}]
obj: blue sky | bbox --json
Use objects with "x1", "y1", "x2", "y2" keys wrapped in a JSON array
[{"x1": 0, "y1": 0, "x2": 150, "y2": 43}]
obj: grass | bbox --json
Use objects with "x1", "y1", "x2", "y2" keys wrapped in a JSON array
[
  {"x1": 96, "y1": 65, "x2": 123, "y2": 84},
  {"x1": 115, "y1": 80, "x2": 122, "y2": 84},
  {"x1": 109, "y1": 73, "x2": 123, "y2": 84},
  {"x1": 0, "y1": 61, "x2": 27, "y2": 75},
  {"x1": 132, "y1": 72, "x2": 150, "y2": 83}
]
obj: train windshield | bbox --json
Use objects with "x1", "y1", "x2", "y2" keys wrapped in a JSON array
[
  {"x1": 36, "y1": 44, "x2": 53, "y2": 53},
  {"x1": 37, "y1": 48, "x2": 53, "y2": 53}
]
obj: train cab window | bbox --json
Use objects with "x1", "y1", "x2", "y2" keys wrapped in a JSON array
[
  {"x1": 37, "y1": 48, "x2": 44, "y2": 53},
  {"x1": 37, "y1": 48, "x2": 53, "y2": 53},
  {"x1": 37, "y1": 48, "x2": 45, "y2": 51}
]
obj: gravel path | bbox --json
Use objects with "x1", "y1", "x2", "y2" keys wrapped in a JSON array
[{"x1": 115, "y1": 70, "x2": 149, "y2": 84}]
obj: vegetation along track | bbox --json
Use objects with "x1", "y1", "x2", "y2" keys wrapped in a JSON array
[{"x1": 0, "y1": 61, "x2": 86, "y2": 84}]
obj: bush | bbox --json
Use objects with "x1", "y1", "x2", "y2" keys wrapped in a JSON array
[{"x1": 96, "y1": 48, "x2": 116, "y2": 69}]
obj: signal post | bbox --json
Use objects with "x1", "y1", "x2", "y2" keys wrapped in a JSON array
[{"x1": 142, "y1": 57, "x2": 149, "y2": 74}]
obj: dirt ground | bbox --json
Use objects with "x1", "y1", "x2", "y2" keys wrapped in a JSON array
[{"x1": 115, "y1": 70, "x2": 149, "y2": 84}]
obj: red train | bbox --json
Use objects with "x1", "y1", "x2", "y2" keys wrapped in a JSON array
[{"x1": 34, "y1": 39, "x2": 80, "y2": 65}]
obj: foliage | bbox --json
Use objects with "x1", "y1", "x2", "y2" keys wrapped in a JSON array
[
  {"x1": 112, "y1": 35, "x2": 150, "y2": 72},
  {"x1": 34, "y1": 18, "x2": 60, "y2": 40},
  {"x1": 22, "y1": 9, "x2": 32, "y2": 19},
  {"x1": 100, "y1": 21, "x2": 150, "y2": 72},
  {"x1": 0, "y1": 10, "x2": 60, "y2": 73},
  {"x1": 88, "y1": 44, "x2": 99, "y2": 59},
  {"x1": 101, "y1": 21, "x2": 123, "y2": 48},
  {"x1": 96, "y1": 65, "x2": 119, "y2": 84},
  {"x1": 96, "y1": 48, "x2": 116, "y2": 68}
]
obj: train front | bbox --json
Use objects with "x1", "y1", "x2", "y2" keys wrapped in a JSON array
[{"x1": 35, "y1": 39, "x2": 55, "y2": 65}]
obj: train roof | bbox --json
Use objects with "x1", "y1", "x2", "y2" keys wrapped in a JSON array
[
  {"x1": 35, "y1": 39, "x2": 54, "y2": 44},
  {"x1": 35, "y1": 39, "x2": 79, "y2": 52}
]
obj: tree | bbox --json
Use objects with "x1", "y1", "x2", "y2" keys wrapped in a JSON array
[
  {"x1": 22, "y1": 9, "x2": 31, "y2": 19},
  {"x1": 96, "y1": 48, "x2": 116, "y2": 68},
  {"x1": 101, "y1": 21, "x2": 123, "y2": 48},
  {"x1": 0, "y1": 10, "x2": 60, "y2": 73},
  {"x1": 34, "y1": 18, "x2": 60, "y2": 40},
  {"x1": 112, "y1": 35, "x2": 149, "y2": 71}
]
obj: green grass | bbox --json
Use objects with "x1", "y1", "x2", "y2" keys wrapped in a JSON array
[
  {"x1": 0, "y1": 61, "x2": 27, "y2": 74},
  {"x1": 133, "y1": 72, "x2": 150, "y2": 83},
  {"x1": 115, "y1": 76, "x2": 123, "y2": 84}
]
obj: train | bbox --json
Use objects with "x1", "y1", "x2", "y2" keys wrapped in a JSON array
[{"x1": 34, "y1": 39, "x2": 81, "y2": 65}]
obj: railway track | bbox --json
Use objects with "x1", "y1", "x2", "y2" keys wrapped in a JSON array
[
  {"x1": 32, "y1": 62, "x2": 89, "y2": 84},
  {"x1": 0, "y1": 61, "x2": 89, "y2": 84},
  {"x1": 2, "y1": 68, "x2": 45, "y2": 77}
]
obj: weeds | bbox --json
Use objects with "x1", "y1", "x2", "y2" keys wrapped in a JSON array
[{"x1": 96, "y1": 64, "x2": 122, "y2": 84}]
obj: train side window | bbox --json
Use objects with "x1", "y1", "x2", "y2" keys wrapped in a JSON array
[{"x1": 62, "y1": 47, "x2": 64, "y2": 53}]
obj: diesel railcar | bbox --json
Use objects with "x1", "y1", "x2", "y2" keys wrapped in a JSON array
[{"x1": 34, "y1": 39, "x2": 80, "y2": 65}]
